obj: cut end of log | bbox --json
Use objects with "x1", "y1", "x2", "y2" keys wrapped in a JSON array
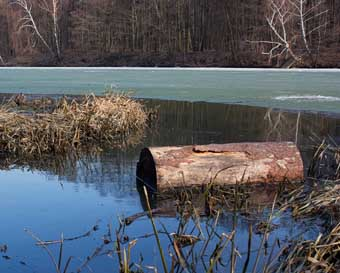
[
  {"x1": 137, "y1": 142, "x2": 304, "y2": 192},
  {"x1": 136, "y1": 148, "x2": 158, "y2": 192}
]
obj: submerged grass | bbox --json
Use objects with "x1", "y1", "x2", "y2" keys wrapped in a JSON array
[
  {"x1": 0, "y1": 93, "x2": 148, "y2": 158},
  {"x1": 11, "y1": 177, "x2": 340, "y2": 273}
]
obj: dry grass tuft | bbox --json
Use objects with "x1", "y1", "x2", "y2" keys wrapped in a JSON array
[
  {"x1": 276, "y1": 223, "x2": 340, "y2": 273},
  {"x1": 285, "y1": 185, "x2": 340, "y2": 219},
  {"x1": 308, "y1": 139, "x2": 340, "y2": 180},
  {"x1": 0, "y1": 93, "x2": 148, "y2": 157}
]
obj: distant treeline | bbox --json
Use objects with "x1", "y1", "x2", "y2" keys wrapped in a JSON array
[{"x1": 0, "y1": 0, "x2": 339, "y2": 67}]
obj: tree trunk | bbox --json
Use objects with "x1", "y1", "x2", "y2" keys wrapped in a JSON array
[
  {"x1": 137, "y1": 142, "x2": 304, "y2": 192},
  {"x1": 0, "y1": 55, "x2": 5, "y2": 66}
]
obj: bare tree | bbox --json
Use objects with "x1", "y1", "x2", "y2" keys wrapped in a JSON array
[
  {"x1": 11, "y1": 0, "x2": 63, "y2": 60},
  {"x1": 255, "y1": 0, "x2": 328, "y2": 67},
  {"x1": 0, "y1": 54, "x2": 5, "y2": 66},
  {"x1": 39, "y1": 0, "x2": 61, "y2": 60},
  {"x1": 290, "y1": 0, "x2": 328, "y2": 65},
  {"x1": 2, "y1": 0, "x2": 337, "y2": 67},
  {"x1": 264, "y1": 0, "x2": 301, "y2": 64},
  {"x1": 11, "y1": 0, "x2": 54, "y2": 57}
]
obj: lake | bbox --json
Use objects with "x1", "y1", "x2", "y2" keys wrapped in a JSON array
[
  {"x1": 0, "y1": 68, "x2": 340, "y2": 113},
  {"x1": 0, "y1": 69, "x2": 340, "y2": 272}
]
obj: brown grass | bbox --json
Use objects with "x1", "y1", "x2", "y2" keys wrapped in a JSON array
[
  {"x1": 0, "y1": 93, "x2": 148, "y2": 157},
  {"x1": 275, "y1": 223, "x2": 340, "y2": 273}
]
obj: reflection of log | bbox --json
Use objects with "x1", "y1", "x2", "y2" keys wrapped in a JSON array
[
  {"x1": 128, "y1": 183, "x2": 286, "y2": 226},
  {"x1": 137, "y1": 142, "x2": 303, "y2": 192}
]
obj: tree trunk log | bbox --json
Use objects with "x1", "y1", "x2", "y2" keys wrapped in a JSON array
[{"x1": 137, "y1": 142, "x2": 304, "y2": 192}]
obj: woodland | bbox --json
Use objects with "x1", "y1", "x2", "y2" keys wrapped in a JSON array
[{"x1": 0, "y1": 0, "x2": 339, "y2": 67}]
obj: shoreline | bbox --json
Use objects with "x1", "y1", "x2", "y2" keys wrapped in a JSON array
[
  {"x1": 1, "y1": 67, "x2": 340, "y2": 72},
  {"x1": 141, "y1": 97, "x2": 340, "y2": 119},
  {"x1": 1, "y1": 92, "x2": 340, "y2": 120}
]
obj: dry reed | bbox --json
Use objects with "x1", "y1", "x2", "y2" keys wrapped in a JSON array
[
  {"x1": 0, "y1": 93, "x2": 148, "y2": 157},
  {"x1": 274, "y1": 223, "x2": 340, "y2": 273},
  {"x1": 21, "y1": 179, "x2": 340, "y2": 273}
]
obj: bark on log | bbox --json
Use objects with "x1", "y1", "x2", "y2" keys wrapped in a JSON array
[{"x1": 136, "y1": 142, "x2": 304, "y2": 192}]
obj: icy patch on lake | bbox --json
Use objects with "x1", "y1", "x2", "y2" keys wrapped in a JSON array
[{"x1": 274, "y1": 95, "x2": 340, "y2": 102}]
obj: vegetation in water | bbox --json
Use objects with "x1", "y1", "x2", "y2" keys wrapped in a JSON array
[
  {"x1": 0, "y1": 93, "x2": 149, "y2": 158},
  {"x1": 1, "y1": 98, "x2": 340, "y2": 272},
  {"x1": 1, "y1": 140, "x2": 339, "y2": 273},
  {"x1": 8, "y1": 175, "x2": 340, "y2": 273}
]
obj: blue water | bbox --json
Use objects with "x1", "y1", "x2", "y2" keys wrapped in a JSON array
[
  {"x1": 0, "y1": 100, "x2": 334, "y2": 272},
  {"x1": 0, "y1": 165, "x2": 320, "y2": 273},
  {"x1": 0, "y1": 70, "x2": 338, "y2": 272}
]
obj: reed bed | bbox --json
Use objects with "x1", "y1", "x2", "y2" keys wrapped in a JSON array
[
  {"x1": 0, "y1": 93, "x2": 148, "y2": 157},
  {"x1": 308, "y1": 138, "x2": 340, "y2": 180},
  {"x1": 280, "y1": 184, "x2": 340, "y2": 220},
  {"x1": 274, "y1": 223, "x2": 340, "y2": 273}
]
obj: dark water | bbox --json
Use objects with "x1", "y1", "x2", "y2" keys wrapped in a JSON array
[{"x1": 1, "y1": 100, "x2": 339, "y2": 272}]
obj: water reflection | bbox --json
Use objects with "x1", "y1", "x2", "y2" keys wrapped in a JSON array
[
  {"x1": 1, "y1": 99, "x2": 338, "y2": 272},
  {"x1": 1, "y1": 99, "x2": 339, "y2": 198},
  {"x1": 144, "y1": 99, "x2": 340, "y2": 146}
]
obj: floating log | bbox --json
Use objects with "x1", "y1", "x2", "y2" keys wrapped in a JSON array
[{"x1": 136, "y1": 142, "x2": 304, "y2": 192}]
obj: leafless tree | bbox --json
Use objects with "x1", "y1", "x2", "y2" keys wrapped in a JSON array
[
  {"x1": 264, "y1": 0, "x2": 301, "y2": 64},
  {"x1": 11, "y1": 0, "x2": 54, "y2": 57},
  {"x1": 0, "y1": 54, "x2": 5, "y2": 66},
  {"x1": 11, "y1": 0, "x2": 62, "y2": 60},
  {"x1": 255, "y1": 0, "x2": 328, "y2": 67},
  {"x1": 39, "y1": 0, "x2": 61, "y2": 60},
  {"x1": 290, "y1": 0, "x2": 328, "y2": 65},
  {"x1": 1, "y1": 0, "x2": 337, "y2": 67}
]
